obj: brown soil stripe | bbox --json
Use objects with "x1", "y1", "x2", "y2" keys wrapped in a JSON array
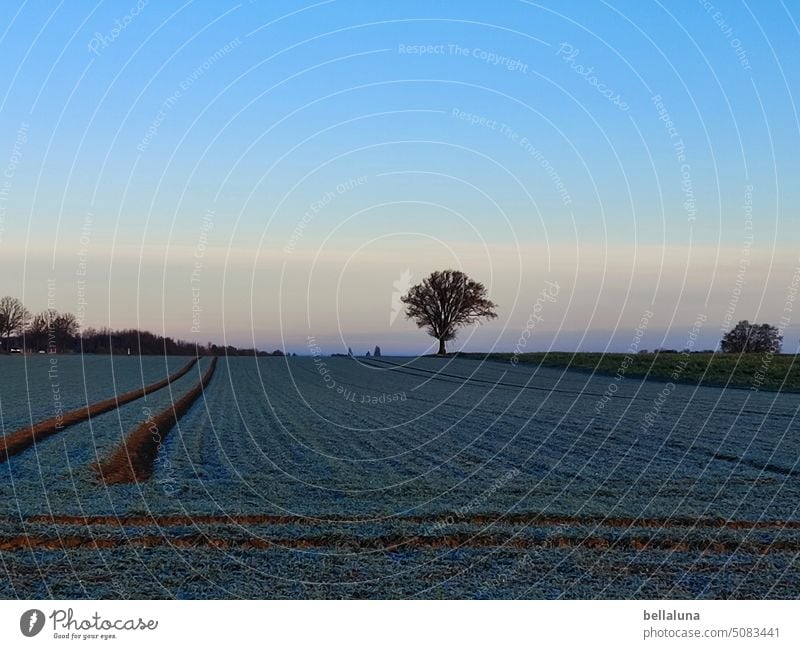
[
  {"x1": 0, "y1": 358, "x2": 198, "y2": 462},
  {"x1": 93, "y1": 357, "x2": 217, "y2": 484},
  {"x1": 17, "y1": 512, "x2": 800, "y2": 531},
  {"x1": 0, "y1": 532, "x2": 796, "y2": 555}
]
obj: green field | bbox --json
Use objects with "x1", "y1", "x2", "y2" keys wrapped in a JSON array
[{"x1": 456, "y1": 351, "x2": 800, "y2": 392}]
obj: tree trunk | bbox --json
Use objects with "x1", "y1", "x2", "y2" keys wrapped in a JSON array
[{"x1": 437, "y1": 338, "x2": 446, "y2": 355}]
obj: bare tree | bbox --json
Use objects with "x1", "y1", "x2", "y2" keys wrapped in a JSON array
[
  {"x1": 720, "y1": 320, "x2": 782, "y2": 353},
  {"x1": 25, "y1": 310, "x2": 56, "y2": 352},
  {"x1": 401, "y1": 269, "x2": 498, "y2": 355},
  {"x1": 53, "y1": 312, "x2": 79, "y2": 352},
  {"x1": 0, "y1": 296, "x2": 30, "y2": 351}
]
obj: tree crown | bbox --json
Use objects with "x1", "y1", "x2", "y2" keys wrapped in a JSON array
[
  {"x1": 720, "y1": 320, "x2": 782, "y2": 354},
  {"x1": 401, "y1": 269, "x2": 497, "y2": 351}
]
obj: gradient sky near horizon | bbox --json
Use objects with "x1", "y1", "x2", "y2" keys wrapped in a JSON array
[{"x1": 0, "y1": 1, "x2": 798, "y2": 354}]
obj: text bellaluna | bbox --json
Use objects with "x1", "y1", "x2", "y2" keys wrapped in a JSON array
[{"x1": 643, "y1": 610, "x2": 700, "y2": 621}]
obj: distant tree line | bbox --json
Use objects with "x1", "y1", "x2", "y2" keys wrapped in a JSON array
[
  {"x1": 0, "y1": 295, "x2": 280, "y2": 356},
  {"x1": 1, "y1": 292, "x2": 788, "y2": 358},
  {"x1": 79, "y1": 328, "x2": 205, "y2": 356}
]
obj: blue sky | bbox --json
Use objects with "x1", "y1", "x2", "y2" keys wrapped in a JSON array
[{"x1": 0, "y1": 1, "x2": 798, "y2": 354}]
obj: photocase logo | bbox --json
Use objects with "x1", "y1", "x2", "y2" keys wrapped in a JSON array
[
  {"x1": 390, "y1": 269, "x2": 413, "y2": 326},
  {"x1": 20, "y1": 609, "x2": 45, "y2": 637}
]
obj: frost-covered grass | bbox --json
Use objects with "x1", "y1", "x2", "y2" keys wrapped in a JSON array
[
  {"x1": 2, "y1": 540, "x2": 797, "y2": 599},
  {"x1": 0, "y1": 358, "x2": 212, "y2": 517},
  {"x1": 458, "y1": 351, "x2": 800, "y2": 393},
  {"x1": 0, "y1": 355, "x2": 798, "y2": 598},
  {"x1": 0, "y1": 355, "x2": 189, "y2": 432}
]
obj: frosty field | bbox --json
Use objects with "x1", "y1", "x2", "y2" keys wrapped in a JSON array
[
  {"x1": 0, "y1": 355, "x2": 190, "y2": 432},
  {"x1": 0, "y1": 354, "x2": 798, "y2": 598}
]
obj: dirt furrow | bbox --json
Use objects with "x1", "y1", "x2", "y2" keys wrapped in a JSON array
[
  {"x1": 0, "y1": 532, "x2": 796, "y2": 554},
  {"x1": 93, "y1": 357, "x2": 217, "y2": 484},
  {"x1": 14, "y1": 511, "x2": 800, "y2": 530}
]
